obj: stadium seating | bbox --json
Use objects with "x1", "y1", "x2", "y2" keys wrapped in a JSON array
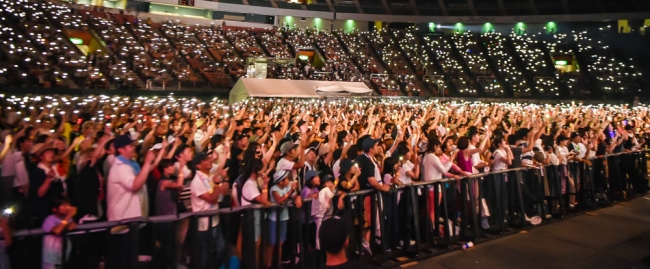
[{"x1": 0, "y1": 0, "x2": 644, "y2": 97}]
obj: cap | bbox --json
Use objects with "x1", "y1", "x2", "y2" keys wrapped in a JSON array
[
  {"x1": 570, "y1": 132, "x2": 580, "y2": 139},
  {"x1": 304, "y1": 147, "x2": 317, "y2": 155},
  {"x1": 193, "y1": 152, "x2": 211, "y2": 164},
  {"x1": 195, "y1": 118, "x2": 206, "y2": 128},
  {"x1": 361, "y1": 137, "x2": 380, "y2": 151},
  {"x1": 625, "y1": 124, "x2": 634, "y2": 131},
  {"x1": 304, "y1": 170, "x2": 321, "y2": 182},
  {"x1": 114, "y1": 134, "x2": 135, "y2": 149},
  {"x1": 339, "y1": 158, "x2": 354, "y2": 175},
  {"x1": 319, "y1": 216, "x2": 352, "y2": 253},
  {"x1": 280, "y1": 141, "x2": 298, "y2": 155},
  {"x1": 321, "y1": 173, "x2": 334, "y2": 183},
  {"x1": 273, "y1": 169, "x2": 290, "y2": 184}
]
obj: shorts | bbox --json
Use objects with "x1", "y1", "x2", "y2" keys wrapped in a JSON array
[{"x1": 269, "y1": 220, "x2": 288, "y2": 244}]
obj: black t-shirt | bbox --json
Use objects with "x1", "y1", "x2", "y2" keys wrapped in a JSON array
[
  {"x1": 322, "y1": 261, "x2": 376, "y2": 269},
  {"x1": 355, "y1": 154, "x2": 377, "y2": 190}
]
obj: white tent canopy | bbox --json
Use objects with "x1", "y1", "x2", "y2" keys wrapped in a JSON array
[{"x1": 229, "y1": 78, "x2": 373, "y2": 103}]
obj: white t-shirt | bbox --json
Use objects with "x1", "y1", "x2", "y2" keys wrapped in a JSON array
[
  {"x1": 398, "y1": 160, "x2": 415, "y2": 185},
  {"x1": 492, "y1": 149, "x2": 508, "y2": 171},
  {"x1": 316, "y1": 187, "x2": 335, "y2": 218},
  {"x1": 241, "y1": 179, "x2": 261, "y2": 206},
  {"x1": 423, "y1": 153, "x2": 452, "y2": 182},
  {"x1": 549, "y1": 152, "x2": 559, "y2": 165},
  {"x1": 193, "y1": 129, "x2": 207, "y2": 153},
  {"x1": 277, "y1": 158, "x2": 297, "y2": 181},
  {"x1": 332, "y1": 159, "x2": 341, "y2": 179},
  {"x1": 107, "y1": 157, "x2": 147, "y2": 221},
  {"x1": 1, "y1": 150, "x2": 20, "y2": 177},
  {"x1": 572, "y1": 142, "x2": 587, "y2": 159},
  {"x1": 190, "y1": 171, "x2": 219, "y2": 231},
  {"x1": 468, "y1": 144, "x2": 481, "y2": 173},
  {"x1": 557, "y1": 146, "x2": 569, "y2": 165}
]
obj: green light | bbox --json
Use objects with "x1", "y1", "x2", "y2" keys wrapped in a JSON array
[
  {"x1": 482, "y1": 22, "x2": 493, "y2": 33},
  {"x1": 285, "y1": 16, "x2": 294, "y2": 25},
  {"x1": 546, "y1": 21, "x2": 557, "y2": 34},
  {"x1": 515, "y1": 22, "x2": 526, "y2": 34},
  {"x1": 555, "y1": 60, "x2": 568, "y2": 66},
  {"x1": 69, "y1": 38, "x2": 83, "y2": 45},
  {"x1": 344, "y1": 20, "x2": 355, "y2": 33},
  {"x1": 455, "y1": 22, "x2": 464, "y2": 32},
  {"x1": 313, "y1": 18, "x2": 323, "y2": 30},
  {"x1": 429, "y1": 22, "x2": 436, "y2": 32},
  {"x1": 298, "y1": 55, "x2": 309, "y2": 61}
]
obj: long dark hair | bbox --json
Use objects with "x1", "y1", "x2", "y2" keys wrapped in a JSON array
[
  {"x1": 241, "y1": 158, "x2": 264, "y2": 180},
  {"x1": 383, "y1": 157, "x2": 398, "y2": 177}
]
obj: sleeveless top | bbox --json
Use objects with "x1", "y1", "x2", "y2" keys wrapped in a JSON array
[{"x1": 456, "y1": 151, "x2": 474, "y2": 173}]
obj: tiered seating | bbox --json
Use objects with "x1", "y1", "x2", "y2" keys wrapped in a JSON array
[
  {"x1": 255, "y1": 30, "x2": 292, "y2": 58},
  {"x1": 130, "y1": 20, "x2": 194, "y2": 86},
  {"x1": 312, "y1": 30, "x2": 362, "y2": 82},
  {"x1": 225, "y1": 29, "x2": 267, "y2": 58},
  {"x1": 510, "y1": 33, "x2": 559, "y2": 96},
  {"x1": 283, "y1": 28, "x2": 313, "y2": 55},
  {"x1": 88, "y1": 12, "x2": 149, "y2": 88},
  {"x1": 545, "y1": 33, "x2": 586, "y2": 96},
  {"x1": 364, "y1": 29, "x2": 422, "y2": 95},
  {"x1": 193, "y1": 25, "x2": 242, "y2": 83},
  {"x1": 482, "y1": 32, "x2": 529, "y2": 97},
  {"x1": 572, "y1": 31, "x2": 643, "y2": 95},
  {"x1": 422, "y1": 35, "x2": 473, "y2": 95}
]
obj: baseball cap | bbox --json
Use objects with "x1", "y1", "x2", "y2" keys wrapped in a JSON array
[
  {"x1": 193, "y1": 152, "x2": 211, "y2": 164},
  {"x1": 556, "y1": 135, "x2": 569, "y2": 143},
  {"x1": 570, "y1": 132, "x2": 579, "y2": 139},
  {"x1": 114, "y1": 134, "x2": 135, "y2": 149},
  {"x1": 280, "y1": 141, "x2": 299, "y2": 155},
  {"x1": 361, "y1": 137, "x2": 380, "y2": 151},
  {"x1": 319, "y1": 216, "x2": 352, "y2": 254}
]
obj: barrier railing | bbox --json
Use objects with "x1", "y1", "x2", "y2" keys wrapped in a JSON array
[{"x1": 1, "y1": 151, "x2": 647, "y2": 269}]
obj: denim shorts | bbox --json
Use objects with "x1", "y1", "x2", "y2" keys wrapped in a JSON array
[{"x1": 268, "y1": 220, "x2": 288, "y2": 244}]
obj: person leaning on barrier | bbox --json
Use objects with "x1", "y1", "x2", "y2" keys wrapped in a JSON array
[{"x1": 319, "y1": 216, "x2": 376, "y2": 269}]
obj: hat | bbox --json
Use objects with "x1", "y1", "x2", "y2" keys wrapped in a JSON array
[
  {"x1": 151, "y1": 143, "x2": 164, "y2": 150},
  {"x1": 193, "y1": 152, "x2": 211, "y2": 164},
  {"x1": 361, "y1": 137, "x2": 380, "y2": 152},
  {"x1": 556, "y1": 135, "x2": 569, "y2": 143},
  {"x1": 273, "y1": 169, "x2": 290, "y2": 184},
  {"x1": 321, "y1": 174, "x2": 334, "y2": 183},
  {"x1": 114, "y1": 134, "x2": 135, "y2": 149},
  {"x1": 339, "y1": 159, "x2": 354, "y2": 175},
  {"x1": 195, "y1": 118, "x2": 206, "y2": 128},
  {"x1": 304, "y1": 170, "x2": 321, "y2": 182},
  {"x1": 280, "y1": 141, "x2": 298, "y2": 155},
  {"x1": 570, "y1": 132, "x2": 580, "y2": 139},
  {"x1": 304, "y1": 147, "x2": 317, "y2": 155},
  {"x1": 319, "y1": 216, "x2": 352, "y2": 253}
]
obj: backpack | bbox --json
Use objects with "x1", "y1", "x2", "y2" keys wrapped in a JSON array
[{"x1": 235, "y1": 174, "x2": 260, "y2": 205}]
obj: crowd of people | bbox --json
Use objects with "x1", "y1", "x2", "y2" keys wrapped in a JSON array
[
  {"x1": 0, "y1": 93, "x2": 647, "y2": 269},
  {"x1": 0, "y1": 0, "x2": 643, "y2": 97}
]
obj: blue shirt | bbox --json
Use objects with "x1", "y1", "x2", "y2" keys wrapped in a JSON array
[{"x1": 269, "y1": 184, "x2": 291, "y2": 221}]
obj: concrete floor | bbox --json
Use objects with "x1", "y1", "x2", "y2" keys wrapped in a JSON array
[{"x1": 407, "y1": 194, "x2": 650, "y2": 269}]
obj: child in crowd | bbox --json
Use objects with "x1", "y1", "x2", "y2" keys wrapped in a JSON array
[
  {"x1": 315, "y1": 174, "x2": 337, "y2": 249},
  {"x1": 266, "y1": 169, "x2": 301, "y2": 268},
  {"x1": 41, "y1": 196, "x2": 77, "y2": 269},
  {"x1": 301, "y1": 170, "x2": 321, "y2": 249}
]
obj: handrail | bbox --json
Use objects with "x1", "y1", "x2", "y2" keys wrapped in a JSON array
[{"x1": 1, "y1": 150, "x2": 646, "y2": 240}]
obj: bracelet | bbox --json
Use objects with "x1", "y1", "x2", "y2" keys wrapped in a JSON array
[
  {"x1": 60, "y1": 220, "x2": 69, "y2": 226},
  {"x1": 262, "y1": 189, "x2": 268, "y2": 193}
]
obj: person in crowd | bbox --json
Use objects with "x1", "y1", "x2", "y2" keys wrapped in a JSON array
[
  {"x1": 41, "y1": 196, "x2": 77, "y2": 269},
  {"x1": 190, "y1": 152, "x2": 229, "y2": 269},
  {"x1": 318, "y1": 216, "x2": 375, "y2": 269},
  {"x1": 266, "y1": 169, "x2": 301, "y2": 268},
  {"x1": 28, "y1": 144, "x2": 67, "y2": 227}
]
